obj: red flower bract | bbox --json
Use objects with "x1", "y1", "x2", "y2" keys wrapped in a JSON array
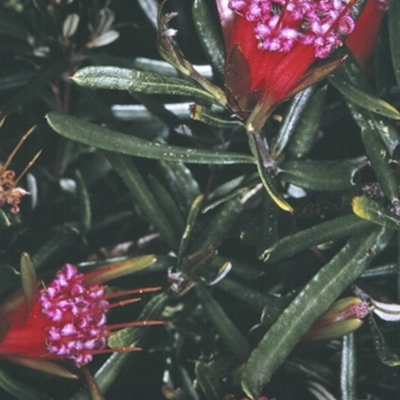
[
  {"x1": 220, "y1": 0, "x2": 358, "y2": 129},
  {"x1": 346, "y1": 0, "x2": 389, "y2": 72},
  {"x1": 0, "y1": 261, "x2": 161, "y2": 371}
]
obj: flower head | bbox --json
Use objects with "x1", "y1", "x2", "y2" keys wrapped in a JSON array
[
  {"x1": 219, "y1": 0, "x2": 358, "y2": 132},
  {"x1": 0, "y1": 256, "x2": 161, "y2": 375}
]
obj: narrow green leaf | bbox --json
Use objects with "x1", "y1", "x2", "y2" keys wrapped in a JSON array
[
  {"x1": 73, "y1": 66, "x2": 219, "y2": 105},
  {"x1": 192, "y1": 0, "x2": 225, "y2": 79},
  {"x1": 211, "y1": 256, "x2": 263, "y2": 281},
  {"x1": 260, "y1": 292, "x2": 297, "y2": 329},
  {"x1": 389, "y1": 0, "x2": 400, "y2": 89},
  {"x1": 213, "y1": 276, "x2": 272, "y2": 312},
  {"x1": 368, "y1": 316, "x2": 400, "y2": 367},
  {"x1": 178, "y1": 194, "x2": 204, "y2": 267},
  {"x1": 0, "y1": 367, "x2": 53, "y2": 400},
  {"x1": 279, "y1": 160, "x2": 357, "y2": 191},
  {"x1": 193, "y1": 193, "x2": 244, "y2": 252},
  {"x1": 158, "y1": 160, "x2": 201, "y2": 212},
  {"x1": 360, "y1": 126, "x2": 399, "y2": 204},
  {"x1": 147, "y1": 174, "x2": 186, "y2": 240},
  {"x1": 348, "y1": 101, "x2": 400, "y2": 158},
  {"x1": 338, "y1": 50, "x2": 400, "y2": 156},
  {"x1": 329, "y1": 72, "x2": 400, "y2": 120},
  {"x1": 0, "y1": 209, "x2": 11, "y2": 229},
  {"x1": 204, "y1": 177, "x2": 259, "y2": 214},
  {"x1": 83, "y1": 256, "x2": 158, "y2": 285},
  {"x1": 20, "y1": 253, "x2": 37, "y2": 315},
  {"x1": 196, "y1": 284, "x2": 252, "y2": 362},
  {"x1": 271, "y1": 86, "x2": 315, "y2": 158},
  {"x1": 69, "y1": 354, "x2": 131, "y2": 400},
  {"x1": 262, "y1": 214, "x2": 373, "y2": 263},
  {"x1": 341, "y1": 334, "x2": 357, "y2": 400},
  {"x1": 242, "y1": 227, "x2": 393, "y2": 398},
  {"x1": 130, "y1": 91, "x2": 181, "y2": 127},
  {"x1": 287, "y1": 85, "x2": 327, "y2": 159},
  {"x1": 190, "y1": 104, "x2": 243, "y2": 128},
  {"x1": 5, "y1": 355, "x2": 77, "y2": 379},
  {"x1": 248, "y1": 134, "x2": 293, "y2": 213},
  {"x1": 137, "y1": 0, "x2": 158, "y2": 29},
  {"x1": 257, "y1": 188, "x2": 279, "y2": 258},
  {"x1": 47, "y1": 112, "x2": 254, "y2": 165},
  {"x1": 352, "y1": 196, "x2": 400, "y2": 229},
  {"x1": 75, "y1": 170, "x2": 91, "y2": 235},
  {"x1": 104, "y1": 152, "x2": 179, "y2": 251},
  {"x1": 0, "y1": 72, "x2": 35, "y2": 92},
  {"x1": 195, "y1": 361, "x2": 224, "y2": 400}
]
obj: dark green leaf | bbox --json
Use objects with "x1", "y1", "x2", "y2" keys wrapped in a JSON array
[
  {"x1": 192, "y1": 0, "x2": 225, "y2": 79},
  {"x1": 178, "y1": 194, "x2": 203, "y2": 267},
  {"x1": 248, "y1": 134, "x2": 293, "y2": 213},
  {"x1": 287, "y1": 85, "x2": 327, "y2": 159},
  {"x1": 352, "y1": 196, "x2": 400, "y2": 229},
  {"x1": 360, "y1": 126, "x2": 399, "y2": 204},
  {"x1": 272, "y1": 86, "x2": 315, "y2": 158},
  {"x1": 147, "y1": 174, "x2": 186, "y2": 240},
  {"x1": 368, "y1": 316, "x2": 400, "y2": 367},
  {"x1": 130, "y1": 91, "x2": 182, "y2": 127},
  {"x1": 341, "y1": 334, "x2": 357, "y2": 400},
  {"x1": 212, "y1": 275, "x2": 271, "y2": 311},
  {"x1": 279, "y1": 160, "x2": 357, "y2": 191},
  {"x1": 75, "y1": 170, "x2": 91, "y2": 235},
  {"x1": 338, "y1": 50, "x2": 400, "y2": 156},
  {"x1": 0, "y1": 209, "x2": 11, "y2": 229},
  {"x1": 47, "y1": 112, "x2": 254, "y2": 165},
  {"x1": 158, "y1": 160, "x2": 201, "y2": 211},
  {"x1": 69, "y1": 353, "x2": 131, "y2": 400},
  {"x1": 193, "y1": 193, "x2": 244, "y2": 252},
  {"x1": 20, "y1": 253, "x2": 36, "y2": 315},
  {"x1": 73, "y1": 66, "x2": 219, "y2": 105},
  {"x1": 262, "y1": 214, "x2": 373, "y2": 263},
  {"x1": 190, "y1": 104, "x2": 242, "y2": 128},
  {"x1": 256, "y1": 191, "x2": 279, "y2": 257},
  {"x1": 195, "y1": 361, "x2": 224, "y2": 400},
  {"x1": 137, "y1": 0, "x2": 159, "y2": 29},
  {"x1": 241, "y1": 227, "x2": 393, "y2": 398},
  {"x1": 104, "y1": 152, "x2": 179, "y2": 251},
  {"x1": 329, "y1": 72, "x2": 400, "y2": 120},
  {"x1": 0, "y1": 367, "x2": 53, "y2": 400},
  {"x1": 196, "y1": 283, "x2": 252, "y2": 362}
]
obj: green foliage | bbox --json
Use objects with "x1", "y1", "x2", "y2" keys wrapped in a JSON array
[{"x1": 0, "y1": 1, "x2": 400, "y2": 400}]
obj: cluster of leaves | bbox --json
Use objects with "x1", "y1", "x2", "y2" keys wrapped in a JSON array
[{"x1": 1, "y1": 0, "x2": 400, "y2": 399}]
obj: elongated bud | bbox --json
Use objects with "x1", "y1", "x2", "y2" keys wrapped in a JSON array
[{"x1": 302, "y1": 297, "x2": 370, "y2": 342}]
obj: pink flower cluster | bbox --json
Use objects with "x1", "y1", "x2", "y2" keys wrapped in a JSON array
[
  {"x1": 40, "y1": 264, "x2": 109, "y2": 366},
  {"x1": 228, "y1": 0, "x2": 355, "y2": 58}
]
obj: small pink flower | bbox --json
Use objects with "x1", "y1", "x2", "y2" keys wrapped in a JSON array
[
  {"x1": 217, "y1": 0, "x2": 359, "y2": 132},
  {"x1": 0, "y1": 260, "x2": 161, "y2": 374}
]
